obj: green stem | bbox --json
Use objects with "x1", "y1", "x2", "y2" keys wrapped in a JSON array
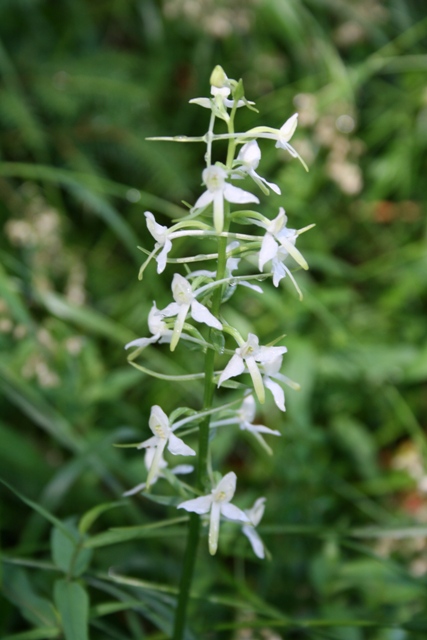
[
  {"x1": 172, "y1": 215, "x2": 229, "y2": 640},
  {"x1": 172, "y1": 107, "x2": 237, "y2": 640}
]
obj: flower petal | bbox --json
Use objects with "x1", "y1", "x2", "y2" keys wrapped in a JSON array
[
  {"x1": 209, "y1": 501, "x2": 221, "y2": 555},
  {"x1": 213, "y1": 471, "x2": 237, "y2": 502},
  {"x1": 246, "y1": 497, "x2": 266, "y2": 527},
  {"x1": 125, "y1": 335, "x2": 159, "y2": 350},
  {"x1": 194, "y1": 189, "x2": 214, "y2": 211},
  {"x1": 156, "y1": 237, "x2": 172, "y2": 274},
  {"x1": 137, "y1": 435, "x2": 159, "y2": 450},
  {"x1": 221, "y1": 503, "x2": 249, "y2": 523},
  {"x1": 264, "y1": 377, "x2": 286, "y2": 412},
  {"x1": 218, "y1": 353, "x2": 245, "y2": 387},
  {"x1": 177, "y1": 495, "x2": 213, "y2": 514},
  {"x1": 167, "y1": 433, "x2": 196, "y2": 456},
  {"x1": 259, "y1": 233, "x2": 278, "y2": 271},
  {"x1": 223, "y1": 183, "x2": 260, "y2": 205},
  {"x1": 123, "y1": 481, "x2": 147, "y2": 496},
  {"x1": 191, "y1": 300, "x2": 222, "y2": 330},
  {"x1": 242, "y1": 524, "x2": 265, "y2": 559},
  {"x1": 172, "y1": 464, "x2": 194, "y2": 475}
]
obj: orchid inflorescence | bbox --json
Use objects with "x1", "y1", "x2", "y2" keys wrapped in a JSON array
[{"x1": 124, "y1": 66, "x2": 313, "y2": 564}]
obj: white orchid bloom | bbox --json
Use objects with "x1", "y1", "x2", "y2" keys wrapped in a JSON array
[
  {"x1": 160, "y1": 273, "x2": 222, "y2": 352},
  {"x1": 125, "y1": 302, "x2": 172, "y2": 350},
  {"x1": 178, "y1": 471, "x2": 249, "y2": 555},
  {"x1": 244, "y1": 113, "x2": 308, "y2": 170},
  {"x1": 144, "y1": 212, "x2": 173, "y2": 274},
  {"x1": 218, "y1": 333, "x2": 287, "y2": 404},
  {"x1": 123, "y1": 448, "x2": 194, "y2": 496},
  {"x1": 258, "y1": 207, "x2": 308, "y2": 274},
  {"x1": 193, "y1": 164, "x2": 259, "y2": 234},
  {"x1": 261, "y1": 356, "x2": 300, "y2": 412},
  {"x1": 137, "y1": 405, "x2": 196, "y2": 488},
  {"x1": 242, "y1": 497, "x2": 267, "y2": 559},
  {"x1": 211, "y1": 395, "x2": 280, "y2": 454},
  {"x1": 236, "y1": 141, "x2": 281, "y2": 195}
]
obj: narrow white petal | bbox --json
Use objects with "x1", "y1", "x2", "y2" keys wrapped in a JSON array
[
  {"x1": 137, "y1": 435, "x2": 159, "y2": 450},
  {"x1": 156, "y1": 238, "x2": 172, "y2": 274},
  {"x1": 191, "y1": 300, "x2": 222, "y2": 329},
  {"x1": 246, "y1": 356, "x2": 265, "y2": 404},
  {"x1": 213, "y1": 190, "x2": 224, "y2": 234},
  {"x1": 170, "y1": 304, "x2": 190, "y2": 352},
  {"x1": 146, "y1": 439, "x2": 167, "y2": 488},
  {"x1": 167, "y1": 433, "x2": 196, "y2": 457},
  {"x1": 209, "y1": 501, "x2": 221, "y2": 555},
  {"x1": 242, "y1": 525, "x2": 265, "y2": 559},
  {"x1": 213, "y1": 471, "x2": 237, "y2": 502},
  {"x1": 264, "y1": 377, "x2": 286, "y2": 412},
  {"x1": 256, "y1": 172, "x2": 281, "y2": 195},
  {"x1": 172, "y1": 465, "x2": 194, "y2": 475},
  {"x1": 238, "y1": 281, "x2": 264, "y2": 294},
  {"x1": 125, "y1": 335, "x2": 159, "y2": 350},
  {"x1": 160, "y1": 302, "x2": 180, "y2": 317},
  {"x1": 194, "y1": 190, "x2": 214, "y2": 211},
  {"x1": 178, "y1": 495, "x2": 213, "y2": 515},
  {"x1": 218, "y1": 354, "x2": 245, "y2": 387},
  {"x1": 246, "y1": 497, "x2": 266, "y2": 527},
  {"x1": 278, "y1": 236, "x2": 308, "y2": 270},
  {"x1": 279, "y1": 113, "x2": 298, "y2": 141},
  {"x1": 189, "y1": 97, "x2": 212, "y2": 109},
  {"x1": 223, "y1": 183, "x2": 260, "y2": 205},
  {"x1": 221, "y1": 503, "x2": 249, "y2": 523},
  {"x1": 241, "y1": 422, "x2": 281, "y2": 436},
  {"x1": 259, "y1": 233, "x2": 278, "y2": 271},
  {"x1": 123, "y1": 481, "x2": 147, "y2": 496}
]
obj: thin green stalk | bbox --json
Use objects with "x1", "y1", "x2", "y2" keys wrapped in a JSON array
[
  {"x1": 172, "y1": 216, "x2": 229, "y2": 640},
  {"x1": 172, "y1": 106, "x2": 237, "y2": 640}
]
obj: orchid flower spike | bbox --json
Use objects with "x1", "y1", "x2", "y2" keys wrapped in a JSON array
[
  {"x1": 192, "y1": 164, "x2": 259, "y2": 234},
  {"x1": 160, "y1": 273, "x2": 222, "y2": 351},
  {"x1": 137, "y1": 405, "x2": 196, "y2": 488},
  {"x1": 218, "y1": 333, "x2": 287, "y2": 404},
  {"x1": 178, "y1": 471, "x2": 249, "y2": 555}
]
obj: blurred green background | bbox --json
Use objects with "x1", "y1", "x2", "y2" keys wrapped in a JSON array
[{"x1": 1, "y1": 1, "x2": 427, "y2": 638}]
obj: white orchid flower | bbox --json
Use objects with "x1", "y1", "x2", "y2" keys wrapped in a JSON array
[
  {"x1": 236, "y1": 141, "x2": 281, "y2": 195},
  {"x1": 243, "y1": 113, "x2": 307, "y2": 170},
  {"x1": 218, "y1": 333, "x2": 287, "y2": 404},
  {"x1": 123, "y1": 448, "x2": 194, "y2": 496},
  {"x1": 160, "y1": 273, "x2": 222, "y2": 352},
  {"x1": 178, "y1": 471, "x2": 249, "y2": 555},
  {"x1": 261, "y1": 356, "x2": 300, "y2": 412},
  {"x1": 242, "y1": 497, "x2": 267, "y2": 559},
  {"x1": 193, "y1": 164, "x2": 259, "y2": 234},
  {"x1": 125, "y1": 302, "x2": 172, "y2": 350},
  {"x1": 258, "y1": 207, "x2": 308, "y2": 274},
  {"x1": 137, "y1": 405, "x2": 196, "y2": 488},
  {"x1": 211, "y1": 395, "x2": 280, "y2": 454},
  {"x1": 144, "y1": 212, "x2": 173, "y2": 274}
]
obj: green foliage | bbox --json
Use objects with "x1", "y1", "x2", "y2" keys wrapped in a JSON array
[{"x1": 1, "y1": 0, "x2": 426, "y2": 638}]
